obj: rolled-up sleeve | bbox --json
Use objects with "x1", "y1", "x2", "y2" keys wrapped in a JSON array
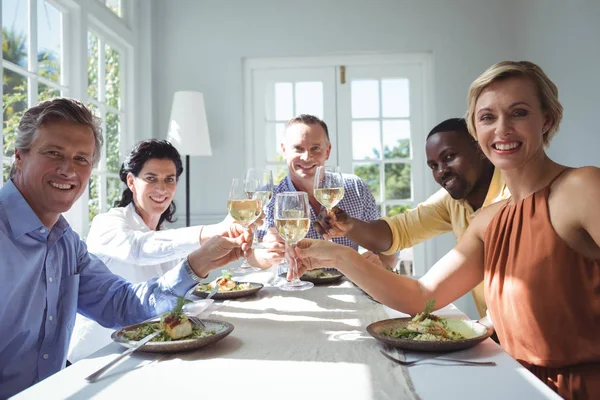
[{"x1": 380, "y1": 189, "x2": 453, "y2": 255}]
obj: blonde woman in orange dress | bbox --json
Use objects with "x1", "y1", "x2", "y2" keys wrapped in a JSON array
[{"x1": 291, "y1": 61, "x2": 600, "y2": 399}]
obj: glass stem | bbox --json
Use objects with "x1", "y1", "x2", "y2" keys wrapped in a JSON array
[
  {"x1": 287, "y1": 242, "x2": 300, "y2": 283},
  {"x1": 251, "y1": 225, "x2": 259, "y2": 246}
]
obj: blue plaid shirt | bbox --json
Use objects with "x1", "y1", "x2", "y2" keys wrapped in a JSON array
[{"x1": 257, "y1": 174, "x2": 380, "y2": 250}]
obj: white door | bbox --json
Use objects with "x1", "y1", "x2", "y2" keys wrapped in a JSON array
[
  {"x1": 246, "y1": 55, "x2": 432, "y2": 275},
  {"x1": 250, "y1": 67, "x2": 337, "y2": 183}
]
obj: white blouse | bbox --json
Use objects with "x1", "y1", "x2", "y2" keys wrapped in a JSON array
[{"x1": 68, "y1": 203, "x2": 203, "y2": 363}]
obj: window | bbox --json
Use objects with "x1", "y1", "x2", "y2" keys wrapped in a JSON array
[
  {"x1": 2, "y1": 0, "x2": 66, "y2": 185},
  {"x1": 86, "y1": 30, "x2": 125, "y2": 222},
  {"x1": 1, "y1": 0, "x2": 137, "y2": 236},
  {"x1": 246, "y1": 55, "x2": 432, "y2": 275},
  {"x1": 98, "y1": 0, "x2": 122, "y2": 18}
]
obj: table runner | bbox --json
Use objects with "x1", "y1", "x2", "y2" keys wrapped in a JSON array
[{"x1": 178, "y1": 280, "x2": 421, "y2": 400}]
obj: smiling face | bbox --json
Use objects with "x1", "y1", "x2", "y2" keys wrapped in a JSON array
[
  {"x1": 474, "y1": 76, "x2": 551, "y2": 171},
  {"x1": 281, "y1": 122, "x2": 331, "y2": 187},
  {"x1": 426, "y1": 130, "x2": 486, "y2": 200},
  {"x1": 12, "y1": 121, "x2": 96, "y2": 227},
  {"x1": 127, "y1": 158, "x2": 178, "y2": 229}
]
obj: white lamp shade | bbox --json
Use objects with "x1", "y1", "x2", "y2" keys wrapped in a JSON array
[{"x1": 166, "y1": 91, "x2": 212, "y2": 156}]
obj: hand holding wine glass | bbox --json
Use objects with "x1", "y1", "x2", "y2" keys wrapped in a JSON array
[
  {"x1": 228, "y1": 178, "x2": 262, "y2": 274},
  {"x1": 313, "y1": 165, "x2": 345, "y2": 240},
  {"x1": 275, "y1": 192, "x2": 313, "y2": 291}
]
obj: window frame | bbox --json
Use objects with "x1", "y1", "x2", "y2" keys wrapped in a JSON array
[{"x1": 1, "y1": 0, "x2": 138, "y2": 237}]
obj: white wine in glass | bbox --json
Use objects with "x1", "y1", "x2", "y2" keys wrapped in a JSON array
[
  {"x1": 314, "y1": 165, "x2": 344, "y2": 240},
  {"x1": 244, "y1": 168, "x2": 274, "y2": 249},
  {"x1": 228, "y1": 178, "x2": 262, "y2": 274},
  {"x1": 275, "y1": 192, "x2": 313, "y2": 291}
]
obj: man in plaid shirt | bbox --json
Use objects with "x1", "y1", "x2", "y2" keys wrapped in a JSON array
[{"x1": 251, "y1": 114, "x2": 397, "y2": 272}]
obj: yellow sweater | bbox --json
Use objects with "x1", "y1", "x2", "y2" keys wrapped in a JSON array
[{"x1": 381, "y1": 168, "x2": 510, "y2": 317}]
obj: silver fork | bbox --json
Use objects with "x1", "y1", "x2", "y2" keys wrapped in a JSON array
[
  {"x1": 380, "y1": 350, "x2": 496, "y2": 367},
  {"x1": 186, "y1": 284, "x2": 219, "y2": 329}
]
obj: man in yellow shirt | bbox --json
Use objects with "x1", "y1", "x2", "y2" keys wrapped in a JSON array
[{"x1": 316, "y1": 118, "x2": 510, "y2": 318}]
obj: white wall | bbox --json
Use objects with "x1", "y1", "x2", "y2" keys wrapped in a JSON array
[
  {"x1": 149, "y1": 0, "x2": 599, "y2": 318},
  {"x1": 513, "y1": 0, "x2": 600, "y2": 167}
]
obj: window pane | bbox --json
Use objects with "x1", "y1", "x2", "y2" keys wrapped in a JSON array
[
  {"x1": 354, "y1": 163, "x2": 380, "y2": 202},
  {"x1": 265, "y1": 122, "x2": 285, "y2": 163},
  {"x1": 351, "y1": 80, "x2": 379, "y2": 118},
  {"x1": 87, "y1": 102, "x2": 100, "y2": 117},
  {"x1": 38, "y1": 82, "x2": 60, "y2": 102},
  {"x1": 352, "y1": 120, "x2": 380, "y2": 160},
  {"x1": 105, "y1": 44, "x2": 120, "y2": 109},
  {"x1": 383, "y1": 120, "x2": 411, "y2": 159},
  {"x1": 295, "y1": 82, "x2": 323, "y2": 118},
  {"x1": 37, "y1": 0, "x2": 61, "y2": 83},
  {"x1": 87, "y1": 32, "x2": 99, "y2": 99},
  {"x1": 385, "y1": 204, "x2": 411, "y2": 217},
  {"x1": 385, "y1": 163, "x2": 411, "y2": 200},
  {"x1": 274, "y1": 82, "x2": 293, "y2": 121},
  {"x1": 2, "y1": 0, "x2": 29, "y2": 66},
  {"x1": 107, "y1": 177, "x2": 121, "y2": 209},
  {"x1": 2, "y1": 70, "x2": 28, "y2": 159},
  {"x1": 106, "y1": 112, "x2": 120, "y2": 173},
  {"x1": 105, "y1": 0, "x2": 121, "y2": 17},
  {"x1": 88, "y1": 175, "x2": 100, "y2": 222},
  {"x1": 381, "y1": 79, "x2": 410, "y2": 118},
  {"x1": 3, "y1": 162, "x2": 11, "y2": 184}
]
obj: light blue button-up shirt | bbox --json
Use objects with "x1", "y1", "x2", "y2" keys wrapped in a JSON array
[{"x1": 0, "y1": 180, "x2": 196, "y2": 398}]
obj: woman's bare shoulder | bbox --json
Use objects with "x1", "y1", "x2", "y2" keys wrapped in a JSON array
[
  {"x1": 469, "y1": 200, "x2": 509, "y2": 239},
  {"x1": 554, "y1": 166, "x2": 600, "y2": 197}
]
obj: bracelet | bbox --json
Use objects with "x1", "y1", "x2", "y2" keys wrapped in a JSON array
[{"x1": 183, "y1": 257, "x2": 208, "y2": 282}]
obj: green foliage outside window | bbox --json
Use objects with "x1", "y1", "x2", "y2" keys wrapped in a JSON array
[{"x1": 2, "y1": 27, "x2": 60, "y2": 183}]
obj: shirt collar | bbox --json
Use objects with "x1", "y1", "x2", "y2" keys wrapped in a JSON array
[
  {"x1": 0, "y1": 179, "x2": 70, "y2": 239},
  {"x1": 457, "y1": 168, "x2": 508, "y2": 212}
]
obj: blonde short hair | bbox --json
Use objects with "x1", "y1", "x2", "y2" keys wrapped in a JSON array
[{"x1": 466, "y1": 61, "x2": 563, "y2": 146}]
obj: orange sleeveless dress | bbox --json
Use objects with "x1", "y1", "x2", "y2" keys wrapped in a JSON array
[{"x1": 484, "y1": 172, "x2": 600, "y2": 399}]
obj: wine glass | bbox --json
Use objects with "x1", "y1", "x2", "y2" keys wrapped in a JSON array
[
  {"x1": 227, "y1": 178, "x2": 262, "y2": 274},
  {"x1": 314, "y1": 165, "x2": 344, "y2": 240},
  {"x1": 245, "y1": 168, "x2": 274, "y2": 249},
  {"x1": 275, "y1": 192, "x2": 313, "y2": 291}
]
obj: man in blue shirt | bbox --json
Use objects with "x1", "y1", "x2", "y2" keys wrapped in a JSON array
[
  {"x1": 251, "y1": 114, "x2": 397, "y2": 271},
  {"x1": 0, "y1": 98, "x2": 251, "y2": 398}
]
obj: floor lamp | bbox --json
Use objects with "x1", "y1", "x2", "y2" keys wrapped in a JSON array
[{"x1": 166, "y1": 91, "x2": 212, "y2": 227}]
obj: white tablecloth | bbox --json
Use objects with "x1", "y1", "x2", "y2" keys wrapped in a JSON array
[{"x1": 14, "y1": 273, "x2": 562, "y2": 400}]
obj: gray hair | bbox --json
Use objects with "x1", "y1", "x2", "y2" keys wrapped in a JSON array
[{"x1": 10, "y1": 98, "x2": 103, "y2": 177}]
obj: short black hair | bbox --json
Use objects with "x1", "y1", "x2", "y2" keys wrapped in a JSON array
[
  {"x1": 285, "y1": 114, "x2": 330, "y2": 142},
  {"x1": 426, "y1": 118, "x2": 470, "y2": 140}
]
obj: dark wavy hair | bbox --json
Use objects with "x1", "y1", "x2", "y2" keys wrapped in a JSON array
[{"x1": 115, "y1": 139, "x2": 184, "y2": 229}]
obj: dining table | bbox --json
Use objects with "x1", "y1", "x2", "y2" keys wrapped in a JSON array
[{"x1": 14, "y1": 271, "x2": 563, "y2": 400}]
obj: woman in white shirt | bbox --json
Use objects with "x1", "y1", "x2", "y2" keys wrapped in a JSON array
[{"x1": 68, "y1": 139, "x2": 240, "y2": 362}]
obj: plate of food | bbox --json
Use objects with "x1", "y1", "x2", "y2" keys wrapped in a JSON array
[
  {"x1": 280, "y1": 268, "x2": 344, "y2": 284},
  {"x1": 111, "y1": 299, "x2": 234, "y2": 353},
  {"x1": 191, "y1": 270, "x2": 263, "y2": 300},
  {"x1": 366, "y1": 300, "x2": 493, "y2": 352}
]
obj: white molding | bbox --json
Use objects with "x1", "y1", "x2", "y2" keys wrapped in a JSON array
[{"x1": 245, "y1": 53, "x2": 433, "y2": 70}]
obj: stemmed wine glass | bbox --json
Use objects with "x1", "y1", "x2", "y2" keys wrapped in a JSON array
[
  {"x1": 274, "y1": 192, "x2": 313, "y2": 291},
  {"x1": 228, "y1": 178, "x2": 262, "y2": 274},
  {"x1": 245, "y1": 168, "x2": 273, "y2": 249},
  {"x1": 314, "y1": 165, "x2": 344, "y2": 240}
]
